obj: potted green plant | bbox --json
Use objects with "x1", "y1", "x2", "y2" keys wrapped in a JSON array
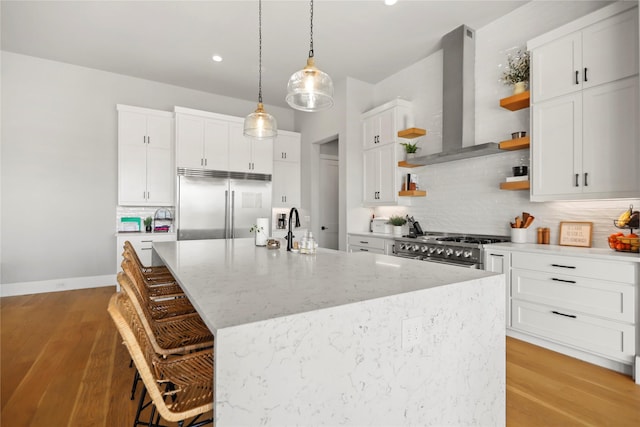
[
  {"x1": 502, "y1": 49, "x2": 530, "y2": 95},
  {"x1": 400, "y1": 141, "x2": 420, "y2": 160},
  {"x1": 143, "y1": 216, "x2": 153, "y2": 233},
  {"x1": 387, "y1": 215, "x2": 407, "y2": 237}
]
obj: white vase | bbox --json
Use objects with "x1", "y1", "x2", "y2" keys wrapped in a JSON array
[
  {"x1": 393, "y1": 226, "x2": 403, "y2": 237},
  {"x1": 512, "y1": 81, "x2": 527, "y2": 95}
]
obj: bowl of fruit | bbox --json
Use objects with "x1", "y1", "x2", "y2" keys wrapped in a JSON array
[{"x1": 608, "y1": 233, "x2": 639, "y2": 253}]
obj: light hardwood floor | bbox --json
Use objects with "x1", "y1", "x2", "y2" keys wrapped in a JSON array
[{"x1": 2, "y1": 287, "x2": 640, "y2": 426}]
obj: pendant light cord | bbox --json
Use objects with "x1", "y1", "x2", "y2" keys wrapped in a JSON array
[
  {"x1": 258, "y1": 0, "x2": 263, "y2": 103},
  {"x1": 308, "y1": 0, "x2": 314, "y2": 58}
]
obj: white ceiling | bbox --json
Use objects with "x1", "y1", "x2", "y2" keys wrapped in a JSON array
[{"x1": 1, "y1": 0, "x2": 531, "y2": 109}]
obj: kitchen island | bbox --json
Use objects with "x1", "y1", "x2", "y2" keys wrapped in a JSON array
[{"x1": 153, "y1": 238, "x2": 506, "y2": 426}]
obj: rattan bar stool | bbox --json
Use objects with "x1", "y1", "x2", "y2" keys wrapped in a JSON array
[
  {"x1": 122, "y1": 259, "x2": 196, "y2": 320},
  {"x1": 108, "y1": 292, "x2": 213, "y2": 427},
  {"x1": 122, "y1": 241, "x2": 184, "y2": 300},
  {"x1": 118, "y1": 272, "x2": 214, "y2": 401}
]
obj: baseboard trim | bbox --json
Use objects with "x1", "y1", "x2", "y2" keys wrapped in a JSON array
[
  {"x1": 1, "y1": 274, "x2": 117, "y2": 297},
  {"x1": 507, "y1": 329, "x2": 633, "y2": 377}
]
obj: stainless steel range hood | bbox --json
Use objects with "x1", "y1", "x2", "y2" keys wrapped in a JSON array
[{"x1": 410, "y1": 25, "x2": 501, "y2": 166}]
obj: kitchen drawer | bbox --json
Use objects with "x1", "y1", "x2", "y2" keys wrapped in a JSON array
[
  {"x1": 512, "y1": 300, "x2": 636, "y2": 363},
  {"x1": 511, "y1": 252, "x2": 636, "y2": 284},
  {"x1": 347, "y1": 235, "x2": 386, "y2": 251},
  {"x1": 116, "y1": 234, "x2": 176, "y2": 272},
  {"x1": 512, "y1": 268, "x2": 635, "y2": 323},
  {"x1": 348, "y1": 246, "x2": 385, "y2": 255}
]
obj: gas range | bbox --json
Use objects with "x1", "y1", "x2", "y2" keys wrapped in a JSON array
[{"x1": 393, "y1": 232, "x2": 510, "y2": 269}]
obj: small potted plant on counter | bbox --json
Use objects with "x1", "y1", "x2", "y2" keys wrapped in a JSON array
[
  {"x1": 250, "y1": 224, "x2": 267, "y2": 246},
  {"x1": 143, "y1": 216, "x2": 153, "y2": 233},
  {"x1": 387, "y1": 215, "x2": 407, "y2": 237}
]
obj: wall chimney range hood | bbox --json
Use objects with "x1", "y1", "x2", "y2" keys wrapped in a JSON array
[{"x1": 409, "y1": 25, "x2": 502, "y2": 166}]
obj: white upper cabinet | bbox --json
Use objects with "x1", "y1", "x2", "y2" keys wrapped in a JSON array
[
  {"x1": 363, "y1": 143, "x2": 397, "y2": 205},
  {"x1": 362, "y1": 99, "x2": 412, "y2": 150},
  {"x1": 273, "y1": 132, "x2": 301, "y2": 162},
  {"x1": 531, "y1": 7, "x2": 638, "y2": 103},
  {"x1": 176, "y1": 112, "x2": 229, "y2": 170},
  {"x1": 118, "y1": 105, "x2": 174, "y2": 206},
  {"x1": 529, "y1": 3, "x2": 640, "y2": 201},
  {"x1": 272, "y1": 131, "x2": 301, "y2": 208},
  {"x1": 228, "y1": 122, "x2": 273, "y2": 175}
]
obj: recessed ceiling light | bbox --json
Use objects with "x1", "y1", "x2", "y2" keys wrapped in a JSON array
[
  {"x1": 212, "y1": 55, "x2": 223, "y2": 62},
  {"x1": 384, "y1": 0, "x2": 398, "y2": 5}
]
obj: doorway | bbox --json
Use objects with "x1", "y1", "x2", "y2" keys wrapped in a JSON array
[{"x1": 318, "y1": 140, "x2": 339, "y2": 250}]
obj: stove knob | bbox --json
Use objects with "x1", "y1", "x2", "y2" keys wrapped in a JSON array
[
  {"x1": 420, "y1": 246, "x2": 429, "y2": 253},
  {"x1": 399, "y1": 244, "x2": 406, "y2": 250},
  {"x1": 429, "y1": 247, "x2": 437, "y2": 254},
  {"x1": 463, "y1": 250, "x2": 472, "y2": 258},
  {"x1": 455, "y1": 250, "x2": 463, "y2": 257},
  {"x1": 413, "y1": 244, "x2": 421, "y2": 251},
  {"x1": 436, "y1": 248, "x2": 444, "y2": 255},
  {"x1": 444, "y1": 248, "x2": 454, "y2": 256}
]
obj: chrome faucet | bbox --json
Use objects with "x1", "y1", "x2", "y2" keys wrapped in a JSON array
[{"x1": 286, "y1": 207, "x2": 301, "y2": 251}]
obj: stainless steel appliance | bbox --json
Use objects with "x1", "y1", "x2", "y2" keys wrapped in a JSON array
[
  {"x1": 393, "y1": 233, "x2": 510, "y2": 269},
  {"x1": 177, "y1": 168, "x2": 272, "y2": 241}
]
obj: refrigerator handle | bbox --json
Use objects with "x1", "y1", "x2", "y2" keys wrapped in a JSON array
[
  {"x1": 231, "y1": 190, "x2": 235, "y2": 238},
  {"x1": 224, "y1": 190, "x2": 229, "y2": 239}
]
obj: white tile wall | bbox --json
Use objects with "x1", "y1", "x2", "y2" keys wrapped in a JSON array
[{"x1": 115, "y1": 206, "x2": 174, "y2": 232}]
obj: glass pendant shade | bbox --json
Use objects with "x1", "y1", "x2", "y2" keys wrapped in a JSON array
[
  {"x1": 286, "y1": 57, "x2": 334, "y2": 112},
  {"x1": 244, "y1": 102, "x2": 277, "y2": 139}
]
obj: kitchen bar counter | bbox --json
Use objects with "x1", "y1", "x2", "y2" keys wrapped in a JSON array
[{"x1": 153, "y1": 238, "x2": 505, "y2": 426}]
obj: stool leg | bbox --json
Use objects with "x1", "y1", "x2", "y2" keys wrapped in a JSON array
[{"x1": 130, "y1": 370, "x2": 140, "y2": 400}]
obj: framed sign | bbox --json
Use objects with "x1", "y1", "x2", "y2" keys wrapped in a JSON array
[{"x1": 559, "y1": 222, "x2": 593, "y2": 247}]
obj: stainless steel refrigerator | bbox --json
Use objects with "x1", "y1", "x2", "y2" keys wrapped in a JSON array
[{"x1": 177, "y1": 168, "x2": 272, "y2": 240}]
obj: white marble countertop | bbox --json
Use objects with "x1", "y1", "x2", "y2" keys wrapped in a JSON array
[
  {"x1": 153, "y1": 238, "x2": 498, "y2": 333},
  {"x1": 484, "y1": 242, "x2": 640, "y2": 263}
]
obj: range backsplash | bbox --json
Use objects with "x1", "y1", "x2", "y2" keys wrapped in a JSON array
[{"x1": 374, "y1": 150, "x2": 639, "y2": 249}]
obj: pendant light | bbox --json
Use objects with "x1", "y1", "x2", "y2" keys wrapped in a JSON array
[
  {"x1": 285, "y1": 0, "x2": 334, "y2": 112},
  {"x1": 244, "y1": 0, "x2": 277, "y2": 139}
]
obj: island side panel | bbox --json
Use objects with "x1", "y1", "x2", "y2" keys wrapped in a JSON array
[{"x1": 213, "y1": 274, "x2": 505, "y2": 426}]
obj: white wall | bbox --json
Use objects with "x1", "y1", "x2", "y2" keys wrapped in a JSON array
[
  {"x1": 1, "y1": 51, "x2": 294, "y2": 287},
  {"x1": 349, "y1": 1, "x2": 639, "y2": 248}
]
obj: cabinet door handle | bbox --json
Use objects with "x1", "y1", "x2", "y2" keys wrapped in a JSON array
[
  {"x1": 575, "y1": 173, "x2": 579, "y2": 187},
  {"x1": 551, "y1": 263, "x2": 576, "y2": 269},
  {"x1": 584, "y1": 172, "x2": 588, "y2": 187},
  {"x1": 552, "y1": 310, "x2": 577, "y2": 319},
  {"x1": 204, "y1": 158, "x2": 207, "y2": 167},
  {"x1": 148, "y1": 136, "x2": 150, "y2": 144},
  {"x1": 551, "y1": 278, "x2": 576, "y2": 284},
  {"x1": 201, "y1": 158, "x2": 204, "y2": 166},
  {"x1": 584, "y1": 67, "x2": 588, "y2": 82},
  {"x1": 575, "y1": 70, "x2": 579, "y2": 85}
]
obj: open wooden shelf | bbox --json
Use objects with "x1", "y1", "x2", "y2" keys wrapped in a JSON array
[
  {"x1": 398, "y1": 190, "x2": 427, "y2": 197},
  {"x1": 397, "y1": 128, "x2": 427, "y2": 139},
  {"x1": 500, "y1": 91, "x2": 530, "y2": 111},
  {"x1": 499, "y1": 181, "x2": 530, "y2": 191},
  {"x1": 499, "y1": 136, "x2": 530, "y2": 151},
  {"x1": 398, "y1": 160, "x2": 422, "y2": 168}
]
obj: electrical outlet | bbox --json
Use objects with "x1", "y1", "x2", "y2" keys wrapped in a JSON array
[{"x1": 402, "y1": 316, "x2": 422, "y2": 350}]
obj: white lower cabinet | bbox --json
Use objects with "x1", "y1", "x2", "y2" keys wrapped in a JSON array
[
  {"x1": 484, "y1": 249, "x2": 512, "y2": 327},
  {"x1": 508, "y1": 250, "x2": 637, "y2": 365},
  {"x1": 512, "y1": 299, "x2": 635, "y2": 363},
  {"x1": 347, "y1": 234, "x2": 394, "y2": 255},
  {"x1": 115, "y1": 233, "x2": 177, "y2": 273}
]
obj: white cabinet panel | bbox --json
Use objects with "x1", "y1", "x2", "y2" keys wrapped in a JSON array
[
  {"x1": 272, "y1": 161, "x2": 300, "y2": 207},
  {"x1": 532, "y1": 32, "x2": 582, "y2": 102},
  {"x1": 118, "y1": 106, "x2": 174, "y2": 206},
  {"x1": 228, "y1": 122, "x2": 273, "y2": 174},
  {"x1": 512, "y1": 299, "x2": 636, "y2": 363},
  {"x1": 485, "y1": 249, "x2": 512, "y2": 327},
  {"x1": 273, "y1": 132, "x2": 300, "y2": 162},
  {"x1": 176, "y1": 113, "x2": 229, "y2": 170},
  {"x1": 363, "y1": 144, "x2": 398, "y2": 205},
  {"x1": 116, "y1": 234, "x2": 176, "y2": 273},
  {"x1": 203, "y1": 119, "x2": 229, "y2": 171}
]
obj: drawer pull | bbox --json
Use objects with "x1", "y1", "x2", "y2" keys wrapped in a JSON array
[
  {"x1": 489, "y1": 253, "x2": 504, "y2": 257},
  {"x1": 550, "y1": 264, "x2": 576, "y2": 269},
  {"x1": 551, "y1": 310, "x2": 576, "y2": 319},
  {"x1": 359, "y1": 241, "x2": 369, "y2": 244},
  {"x1": 551, "y1": 278, "x2": 576, "y2": 284},
  {"x1": 140, "y1": 247, "x2": 152, "y2": 251},
  {"x1": 141, "y1": 240, "x2": 153, "y2": 243},
  {"x1": 359, "y1": 248, "x2": 369, "y2": 252}
]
